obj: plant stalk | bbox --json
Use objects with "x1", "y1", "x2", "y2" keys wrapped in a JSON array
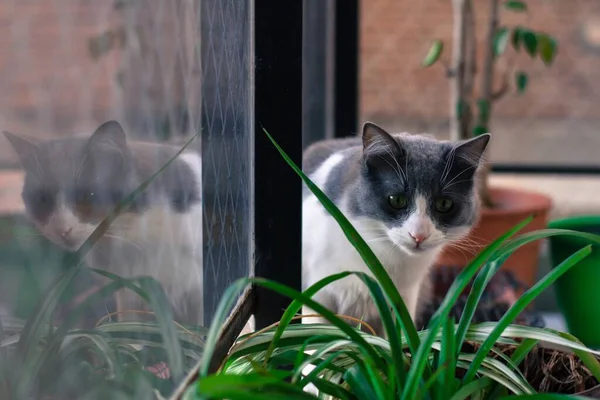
[
  {"x1": 450, "y1": 0, "x2": 469, "y2": 141},
  {"x1": 476, "y1": 0, "x2": 500, "y2": 208}
]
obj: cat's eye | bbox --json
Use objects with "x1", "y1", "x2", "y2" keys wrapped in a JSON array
[
  {"x1": 33, "y1": 190, "x2": 54, "y2": 207},
  {"x1": 435, "y1": 198, "x2": 453, "y2": 213},
  {"x1": 73, "y1": 190, "x2": 96, "y2": 206},
  {"x1": 388, "y1": 194, "x2": 408, "y2": 209}
]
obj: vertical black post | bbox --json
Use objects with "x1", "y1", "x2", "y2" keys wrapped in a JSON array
[
  {"x1": 253, "y1": 0, "x2": 303, "y2": 328},
  {"x1": 334, "y1": 0, "x2": 360, "y2": 138}
]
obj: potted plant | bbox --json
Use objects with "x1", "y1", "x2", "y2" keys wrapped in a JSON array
[{"x1": 422, "y1": 0, "x2": 556, "y2": 287}]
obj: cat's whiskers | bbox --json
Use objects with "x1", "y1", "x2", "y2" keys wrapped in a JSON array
[
  {"x1": 386, "y1": 145, "x2": 407, "y2": 182},
  {"x1": 378, "y1": 154, "x2": 405, "y2": 184},
  {"x1": 365, "y1": 236, "x2": 391, "y2": 245},
  {"x1": 440, "y1": 147, "x2": 457, "y2": 187},
  {"x1": 75, "y1": 147, "x2": 94, "y2": 182},
  {"x1": 441, "y1": 164, "x2": 477, "y2": 192},
  {"x1": 442, "y1": 178, "x2": 476, "y2": 191}
]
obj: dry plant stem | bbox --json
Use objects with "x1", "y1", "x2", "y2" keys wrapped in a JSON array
[{"x1": 477, "y1": 0, "x2": 501, "y2": 208}]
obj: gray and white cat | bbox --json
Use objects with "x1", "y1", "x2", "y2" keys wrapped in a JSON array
[
  {"x1": 302, "y1": 122, "x2": 490, "y2": 335},
  {"x1": 3, "y1": 121, "x2": 204, "y2": 326}
]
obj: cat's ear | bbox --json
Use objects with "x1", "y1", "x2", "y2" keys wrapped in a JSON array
[
  {"x1": 87, "y1": 120, "x2": 127, "y2": 151},
  {"x1": 3, "y1": 131, "x2": 43, "y2": 173},
  {"x1": 453, "y1": 133, "x2": 491, "y2": 167},
  {"x1": 362, "y1": 122, "x2": 405, "y2": 162}
]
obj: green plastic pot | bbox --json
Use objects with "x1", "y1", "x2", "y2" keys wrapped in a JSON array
[{"x1": 548, "y1": 215, "x2": 600, "y2": 348}]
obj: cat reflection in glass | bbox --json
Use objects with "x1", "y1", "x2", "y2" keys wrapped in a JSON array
[{"x1": 4, "y1": 120, "x2": 204, "y2": 326}]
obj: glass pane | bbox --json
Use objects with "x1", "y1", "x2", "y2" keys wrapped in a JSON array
[
  {"x1": 359, "y1": 0, "x2": 599, "y2": 166},
  {"x1": 0, "y1": 0, "x2": 251, "y2": 396}
]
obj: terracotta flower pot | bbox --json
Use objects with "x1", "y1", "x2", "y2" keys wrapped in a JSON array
[{"x1": 435, "y1": 186, "x2": 553, "y2": 288}]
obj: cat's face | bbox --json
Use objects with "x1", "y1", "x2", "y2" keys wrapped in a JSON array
[
  {"x1": 352, "y1": 122, "x2": 490, "y2": 257},
  {"x1": 4, "y1": 121, "x2": 139, "y2": 251}
]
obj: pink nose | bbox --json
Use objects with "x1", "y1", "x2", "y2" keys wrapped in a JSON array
[
  {"x1": 409, "y1": 233, "x2": 429, "y2": 245},
  {"x1": 60, "y1": 228, "x2": 73, "y2": 238}
]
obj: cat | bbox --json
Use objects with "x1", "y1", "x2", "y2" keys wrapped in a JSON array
[
  {"x1": 3, "y1": 120, "x2": 204, "y2": 326},
  {"x1": 301, "y1": 121, "x2": 490, "y2": 336}
]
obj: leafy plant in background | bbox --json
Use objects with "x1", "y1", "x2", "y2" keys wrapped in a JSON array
[
  {"x1": 422, "y1": 0, "x2": 558, "y2": 207},
  {"x1": 179, "y1": 130, "x2": 600, "y2": 400},
  {"x1": 0, "y1": 135, "x2": 202, "y2": 399}
]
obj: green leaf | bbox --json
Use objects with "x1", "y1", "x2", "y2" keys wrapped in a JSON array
[
  {"x1": 521, "y1": 30, "x2": 538, "y2": 57},
  {"x1": 440, "y1": 317, "x2": 457, "y2": 398},
  {"x1": 344, "y1": 364, "x2": 379, "y2": 400},
  {"x1": 473, "y1": 125, "x2": 489, "y2": 136},
  {"x1": 449, "y1": 379, "x2": 493, "y2": 400},
  {"x1": 504, "y1": 1, "x2": 527, "y2": 12},
  {"x1": 516, "y1": 72, "x2": 528, "y2": 94},
  {"x1": 498, "y1": 395, "x2": 590, "y2": 400},
  {"x1": 198, "y1": 278, "x2": 249, "y2": 377},
  {"x1": 512, "y1": 27, "x2": 522, "y2": 51},
  {"x1": 423, "y1": 40, "x2": 444, "y2": 67},
  {"x1": 537, "y1": 33, "x2": 558, "y2": 66},
  {"x1": 476, "y1": 99, "x2": 491, "y2": 126},
  {"x1": 195, "y1": 373, "x2": 318, "y2": 399},
  {"x1": 494, "y1": 27, "x2": 510, "y2": 56},
  {"x1": 456, "y1": 259, "x2": 499, "y2": 359}
]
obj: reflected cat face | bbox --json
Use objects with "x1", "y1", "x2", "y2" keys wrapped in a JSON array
[{"x1": 4, "y1": 121, "x2": 141, "y2": 251}]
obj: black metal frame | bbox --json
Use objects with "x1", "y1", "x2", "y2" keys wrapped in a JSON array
[
  {"x1": 252, "y1": 0, "x2": 304, "y2": 329},
  {"x1": 492, "y1": 164, "x2": 600, "y2": 175},
  {"x1": 333, "y1": 0, "x2": 360, "y2": 139}
]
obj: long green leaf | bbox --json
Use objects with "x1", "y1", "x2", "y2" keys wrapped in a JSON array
[
  {"x1": 485, "y1": 338, "x2": 539, "y2": 400},
  {"x1": 440, "y1": 317, "x2": 457, "y2": 399},
  {"x1": 354, "y1": 272, "x2": 407, "y2": 387},
  {"x1": 498, "y1": 395, "x2": 588, "y2": 400},
  {"x1": 265, "y1": 271, "x2": 352, "y2": 363},
  {"x1": 449, "y1": 378, "x2": 492, "y2": 400},
  {"x1": 456, "y1": 258, "x2": 501, "y2": 357},
  {"x1": 344, "y1": 364, "x2": 378, "y2": 400},
  {"x1": 198, "y1": 278, "x2": 249, "y2": 376},
  {"x1": 468, "y1": 323, "x2": 600, "y2": 358},
  {"x1": 463, "y1": 245, "x2": 593, "y2": 383}
]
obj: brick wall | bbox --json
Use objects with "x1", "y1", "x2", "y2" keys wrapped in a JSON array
[
  {"x1": 0, "y1": 1, "x2": 199, "y2": 164},
  {"x1": 360, "y1": 0, "x2": 600, "y2": 123}
]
